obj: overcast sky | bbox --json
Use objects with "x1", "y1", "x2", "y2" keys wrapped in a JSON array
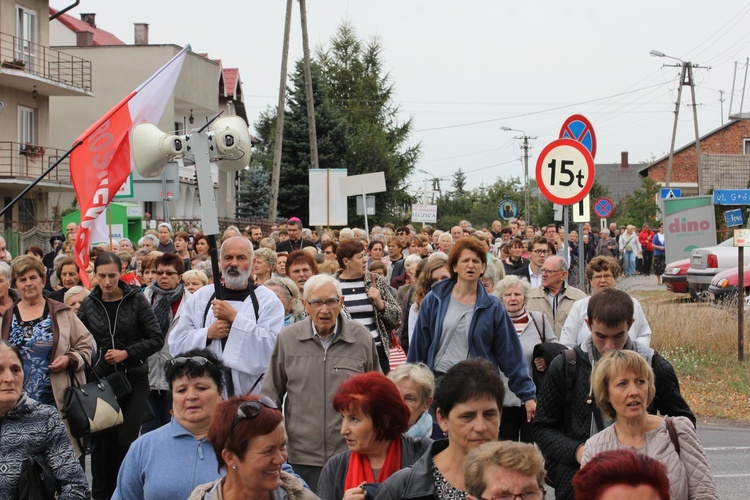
[{"x1": 50, "y1": 0, "x2": 750, "y2": 193}]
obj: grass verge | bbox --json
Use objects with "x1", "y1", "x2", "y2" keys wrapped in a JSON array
[{"x1": 635, "y1": 291, "x2": 750, "y2": 424}]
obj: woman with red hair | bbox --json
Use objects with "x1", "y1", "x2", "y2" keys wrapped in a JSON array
[
  {"x1": 574, "y1": 449, "x2": 670, "y2": 500},
  {"x1": 317, "y1": 372, "x2": 431, "y2": 500}
]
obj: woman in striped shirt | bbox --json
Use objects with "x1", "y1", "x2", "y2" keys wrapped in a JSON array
[{"x1": 335, "y1": 238, "x2": 400, "y2": 374}]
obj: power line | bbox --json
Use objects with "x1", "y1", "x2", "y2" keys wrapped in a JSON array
[{"x1": 413, "y1": 83, "x2": 666, "y2": 132}]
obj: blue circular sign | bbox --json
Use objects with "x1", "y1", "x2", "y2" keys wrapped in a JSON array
[
  {"x1": 498, "y1": 200, "x2": 518, "y2": 220},
  {"x1": 593, "y1": 197, "x2": 614, "y2": 218}
]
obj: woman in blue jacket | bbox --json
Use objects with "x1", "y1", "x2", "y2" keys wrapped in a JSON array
[{"x1": 407, "y1": 237, "x2": 537, "y2": 422}]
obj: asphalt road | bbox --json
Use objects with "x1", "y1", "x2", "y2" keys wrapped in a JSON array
[{"x1": 699, "y1": 424, "x2": 750, "y2": 499}]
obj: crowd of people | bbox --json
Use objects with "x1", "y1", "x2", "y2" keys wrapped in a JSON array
[{"x1": 0, "y1": 214, "x2": 712, "y2": 499}]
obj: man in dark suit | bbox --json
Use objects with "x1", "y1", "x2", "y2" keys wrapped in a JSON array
[
  {"x1": 510, "y1": 235, "x2": 547, "y2": 287},
  {"x1": 276, "y1": 218, "x2": 317, "y2": 253}
]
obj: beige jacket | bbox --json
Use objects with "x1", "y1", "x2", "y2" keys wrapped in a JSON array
[
  {"x1": 526, "y1": 284, "x2": 587, "y2": 338},
  {"x1": 261, "y1": 315, "x2": 379, "y2": 467},
  {"x1": 0, "y1": 298, "x2": 94, "y2": 455},
  {"x1": 582, "y1": 417, "x2": 717, "y2": 500},
  {"x1": 188, "y1": 471, "x2": 320, "y2": 500}
]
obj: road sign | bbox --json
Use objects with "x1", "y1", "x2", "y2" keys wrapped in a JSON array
[
  {"x1": 714, "y1": 189, "x2": 750, "y2": 205},
  {"x1": 498, "y1": 199, "x2": 517, "y2": 220},
  {"x1": 573, "y1": 195, "x2": 590, "y2": 223},
  {"x1": 725, "y1": 209, "x2": 744, "y2": 227},
  {"x1": 559, "y1": 114, "x2": 597, "y2": 159},
  {"x1": 535, "y1": 138, "x2": 595, "y2": 205},
  {"x1": 411, "y1": 204, "x2": 437, "y2": 223},
  {"x1": 660, "y1": 188, "x2": 681, "y2": 200},
  {"x1": 593, "y1": 197, "x2": 614, "y2": 218}
]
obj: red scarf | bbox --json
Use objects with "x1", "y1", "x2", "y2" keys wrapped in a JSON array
[{"x1": 344, "y1": 438, "x2": 402, "y2": 490}]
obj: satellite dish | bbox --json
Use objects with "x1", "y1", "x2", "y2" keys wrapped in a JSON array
[
  {"x1": 131, "y1": 123, "x2": 184, "y2": 178},
  {"x1": 210, "y1": 116, "x2": 252, "y2": 172}
]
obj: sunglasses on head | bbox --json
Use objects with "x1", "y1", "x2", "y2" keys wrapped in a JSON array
[
  {"x1": 169, "y1": 356, "x2": 213, "y2": 367},
  {"x1": 231, "y1": 396, "x2": 279, "y2": 431}
]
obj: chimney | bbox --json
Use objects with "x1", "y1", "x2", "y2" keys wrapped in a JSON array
[
  {"x1": 621, "y1": 151, "x2": 629, "y2": 169},
  {"x1": 80, "y1": 13, "x2": 96, "y2": 28},
  {"x1": 134, "y1": 23, "x2": 149, "y2": 45},
  {"x1": 76, "y1": 30, "x2": 94, "y2": 47}
]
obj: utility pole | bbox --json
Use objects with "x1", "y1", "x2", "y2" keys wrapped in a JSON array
[
  {"x1": 268, "y1": 0, "x2": 293, "y2": 221},
  {"x1": 501, "y1": 127, "x2": 536, "y2": 223},
  {"x1": 299, "y1": 0, "x2": 320, "y2": 170},
  {"x1": 651, "y1": 51, "x2": 708, "y2": 195},
  {"x1": 719, "y1": 90, "x2": 725, "y2": 125}
]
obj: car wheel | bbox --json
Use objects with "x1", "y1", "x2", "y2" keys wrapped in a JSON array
[{"x1": 692, "y1": 290, "x2": 711, "y2": 302}]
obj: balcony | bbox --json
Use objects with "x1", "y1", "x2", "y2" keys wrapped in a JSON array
[
  {"x1": 0, "y1": 141, "x2": 71, "y2": 185},
  {"x1": 0, "y1": 32, "x2": 92, "y2": 96}
]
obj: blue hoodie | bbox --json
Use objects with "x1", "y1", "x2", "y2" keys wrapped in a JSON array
[{"x1": 407, "y1": 278, "x2": 536, "y2": 402}]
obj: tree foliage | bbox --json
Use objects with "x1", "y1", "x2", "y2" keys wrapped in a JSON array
[
  {"x1": 615, "y1": 177, "x2": 660, "y2": 226},
  {"x1": 452, "y1": 169, "x2": 467, "y2": 196},
  {"x1": 250, "y1": 21, "x2": 420, "y2": 226},
  {"x1": 237, "y1": 166, "x2": 272, "y2": 219}
]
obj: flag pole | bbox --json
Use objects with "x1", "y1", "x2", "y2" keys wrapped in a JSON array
[
  {"x1": 107, "y1": 204, "x2": 113, "y2": 250},
  {"x1": 0, "y1": 142, "x2": 81, "y2": 219}
]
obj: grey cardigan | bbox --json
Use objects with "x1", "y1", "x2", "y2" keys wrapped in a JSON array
[{"x1": 582, "y1": 416, "x2": 716, "y2": 499}]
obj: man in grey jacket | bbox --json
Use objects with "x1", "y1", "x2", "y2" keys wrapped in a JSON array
[{"x1": 261, "y1": 274, "x2": 380, "y2": 493}]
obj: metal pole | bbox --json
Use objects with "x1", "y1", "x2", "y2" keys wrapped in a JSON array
[
  {"x1": 687, "y1": 64, "x2": 703, "y2": 196},
  {"x1": 739, "y1": 245, "x2": 744, "y2": 362},
  {"x1": 740, "y1": 57, "x2": 749, "y2": 116},
  {"x1": 0, "y1": 143, "x2": 80, "y2": 219},
  {"x1": 362, "y1": 191, "x2": 370, "y2": 237},
  {"x1": 523, "y1": 135, "x2": 530, "y2": 224},
  {"x1": 665, "y1": 63, "x2": 687, "y2": 189},
  {"x1": 268, "y1": 0, "x2": 293, "y2": 221},
  {"x1": 299, "y1": 0, "x2": 320, "y2": 170},
  {"x1": 578, "y1": 222, "x2": 585, "y2": 292}
]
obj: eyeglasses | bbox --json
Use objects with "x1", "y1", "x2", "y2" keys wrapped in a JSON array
[
  {"x1": 231, "y1": 396, "x2": 279, "y2": 431},
  {"x1": 592, "y1": 273, "x2": 614, "y2": 281},
  {"x1": 480, "y1": 488, "x2": 545, "y2": 500},
  {"x1": 540, "y1": 268, "x2": 563, "y2": 275},
  {"x1": 156, "y1": 270, "x2": 179, "y2": 276},
  {"x1": 531, "y1": 250, "x2": 548, "y2": 255},
  {"x1": 169, "y1": 356, "x2": 213, "y2": 367},
  {"x1": 306, "y1": 297, "x2": 341, "y2": 310}
]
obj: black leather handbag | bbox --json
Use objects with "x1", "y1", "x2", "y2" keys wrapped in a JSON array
[
  {"x1": 62, "y1": 359, "x2": 131, "y2": 438},
  {"x1": 17, "y1": 456, "x2": 59, "y2": 500}
]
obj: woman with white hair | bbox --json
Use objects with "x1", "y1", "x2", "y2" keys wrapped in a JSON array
[
  {"x1": 493, "y1": 275, "x2": 558, "y2": 442},
  {"x1": 252, "y1": 247, "x2": 277, "y2": 285},
  {"x1": 264, "y1": 276, "x2": 305, "y2": 326},
  {"x1": 619, "y1": 224, "x2": 641, "y2": 277},
  {"x1": 0, "y1": 262, "x2": 17, "y2": 314}
]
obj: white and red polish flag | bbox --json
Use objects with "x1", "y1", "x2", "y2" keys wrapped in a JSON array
[{"x1": 71, "y1": 46, "x2": 187, "y2": 287}]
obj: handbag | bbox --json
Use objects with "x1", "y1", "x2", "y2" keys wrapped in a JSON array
[
  {"x1": 529, "y1": 312, "x2": 569, "y2": 387},
  {"x1": 17, "y1": 456, "x2": 59, "y2": 500},
  {"x1": 62, "y1": 358, "x2": 131, "y2": 439}
]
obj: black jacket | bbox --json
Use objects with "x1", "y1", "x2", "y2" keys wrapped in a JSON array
[
  {"x1": 375, "y1": 439, "x2": 449, "y2": 500},
  {"x1": 532, "y1": 343, "x2": 695, "y2": 499},
  {"x1": 276, "y1": 238, "x2": 317, "y2": 254},
  {"x1": 77, "y1": 281, "x2": 163, "y2": 376}
]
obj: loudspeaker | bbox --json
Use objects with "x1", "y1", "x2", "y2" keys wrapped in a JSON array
[
  {"x1": 210, "y1": 116, "x2": 252, "y2": 172},
  {"x1": 131, "y1": 123, "x2": 184, "y2": 178}
]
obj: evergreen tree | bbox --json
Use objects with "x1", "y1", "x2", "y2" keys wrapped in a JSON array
[
  {"x1": 452, "y1": 169, "x2": 467, "y2": 195},
  {"x1": 236, "y1": 166, "x2": 271, "y2": 219}
]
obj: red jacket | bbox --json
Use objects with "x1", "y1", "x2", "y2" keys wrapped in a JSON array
[{"x1": 638, "y1": 229, "x2": 655, "y2": 252}]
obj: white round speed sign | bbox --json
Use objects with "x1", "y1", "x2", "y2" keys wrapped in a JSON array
[{"x1": 535, "y1": 138, "x2": 595, "y2": 205}]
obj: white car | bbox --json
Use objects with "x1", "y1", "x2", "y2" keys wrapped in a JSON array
[{"x1": 686, "y1": 238, "x2": 737, "y2": 301}]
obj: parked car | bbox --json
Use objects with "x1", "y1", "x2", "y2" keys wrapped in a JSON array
[
  {"x1": 662, "y1": 258, "x2": 690, "y2": 294},
  {"x1": 707, "y1": 264, "x2": 750, "y2": 306},
  {"x1": 686, "y1": 238, "x2": 736, "y2": 301}
]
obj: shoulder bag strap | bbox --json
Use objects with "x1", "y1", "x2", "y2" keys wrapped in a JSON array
[
  {"x1": 528, "y1": 311, "x2": 544, "y2": 344},
  {"x1": 665, "y1": 417, "x2": 681, "y2": 456}
]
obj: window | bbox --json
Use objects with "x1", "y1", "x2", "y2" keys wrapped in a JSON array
[
  {"x1": 15, "y1": 7, "x2": 37, "y2": 67},
  {"x1": 18, "y1": 106, "x2": 35, "y2": 148},
  {"x1": 744, "y1": 139, "x2": 750, "y2": 155}
]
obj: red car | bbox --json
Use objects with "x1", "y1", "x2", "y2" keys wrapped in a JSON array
[
  {"x1": 707, "y1": 264, "x2": 750, "y2": 305},
  {"x1": 662, "y1": 258, "x2": 690, "y2": 294}
]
